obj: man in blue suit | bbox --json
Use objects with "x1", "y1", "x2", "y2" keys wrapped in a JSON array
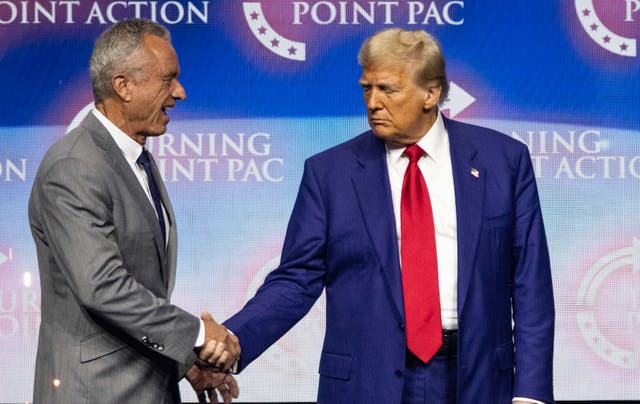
[{"x1": 221, "y1": 28, "x2": 555, "y2": 403}]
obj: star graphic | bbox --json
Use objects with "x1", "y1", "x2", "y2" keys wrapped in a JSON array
[
  {"x1": 288, "y1": 46, "x2": 297, "y2": 55},
  {"x1": 258, "y1": 26, "x2": 267, "y2": 35},
  {"x1": 590, "y1": 23, "x2": 598, "y2": 31},
  {"x1": 620, "y1": 43, "x2": 628, "y2": 51},
  {"x1": 271, "y1": 38, "x2": 280, "y2": 47},
  {"x1": 250, "y1": 11, "x2": 259, "y2": 20},
  {"x1": 603, "y1": 35, "x2": 611, "y2": 43},
  {"x1": 582, "y1": 9, "x2": 590, "y2": 17}
]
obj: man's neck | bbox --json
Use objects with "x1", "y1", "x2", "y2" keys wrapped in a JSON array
[{"x1": 95, "y1": 101, "x2": 146, "y2": 146}]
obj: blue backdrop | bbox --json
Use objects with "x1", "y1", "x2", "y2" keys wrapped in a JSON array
[{"x1": 1, "y1": 0, "x2": 639, "y2": 401}]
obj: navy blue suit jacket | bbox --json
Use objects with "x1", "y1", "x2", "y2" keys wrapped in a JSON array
[{"x1": 225, "y1": 117, "x2": 555, "y2": 404}]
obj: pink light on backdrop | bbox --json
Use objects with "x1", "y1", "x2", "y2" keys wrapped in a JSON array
[
  {"x1": 592, "y1": 0, "x2": 640, "y2": 39},
  {"x1": 557, "y1": 233, "x2": 640, "y2": 376}
]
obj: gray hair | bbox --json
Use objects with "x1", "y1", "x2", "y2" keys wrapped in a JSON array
[
  {"x1": 90, "y1": 19, "x2": 170, "y2": 103},
  {"x1": 358, "y1": 28, "x2": 449, "y2": 105}
]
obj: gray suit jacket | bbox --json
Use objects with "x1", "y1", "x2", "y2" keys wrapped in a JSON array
[{"x1": 29, "y1": 112, "x2": 200, "y2": 403}]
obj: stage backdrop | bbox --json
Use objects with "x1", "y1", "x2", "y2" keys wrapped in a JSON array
[{"x1": 1, "y1": 0, "x2": 639, "y2": 402}]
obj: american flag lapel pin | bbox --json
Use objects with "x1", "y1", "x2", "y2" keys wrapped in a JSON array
[{"x1": 470, "y1": 168, "x2": 480, "y2": 178}]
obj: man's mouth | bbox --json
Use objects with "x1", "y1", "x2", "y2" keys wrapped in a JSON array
[{"x1": 161, "y1": 105, "x2": 173, "y2": 116}]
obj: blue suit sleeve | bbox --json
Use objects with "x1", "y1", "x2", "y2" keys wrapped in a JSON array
[
  {"x1": 511, "y1": 145, "x2": 555, "y2": 403},
  {"x1": 224, "y1": 159, "x2": 328, "y2": 370}
]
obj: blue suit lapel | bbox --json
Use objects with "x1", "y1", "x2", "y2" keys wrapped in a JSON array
[
  {"x1": 445, "y1": 117, "x2": 485, "y2": 316},
  {"x1": 351, "y1": 132, "x2": 404, "y2": 322}
]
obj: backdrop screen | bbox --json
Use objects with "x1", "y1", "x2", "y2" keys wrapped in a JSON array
[{"x1": 1, "y1": 0, "x2": 639, "y2": 402}]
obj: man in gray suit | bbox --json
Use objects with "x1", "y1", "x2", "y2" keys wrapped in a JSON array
[{"x1": 29, "y1": 19, "x2": 239, "y2": 403}]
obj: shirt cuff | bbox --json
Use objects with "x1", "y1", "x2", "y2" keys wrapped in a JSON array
[
  {"x1": 194, "y1": 319, "x2": 205, "y2": 347},
  {"x1": 513, "y1": 398, "x2": 545, "y2": 404}
]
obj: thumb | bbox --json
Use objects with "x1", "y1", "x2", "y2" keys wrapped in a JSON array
[{"x1": 201, "y1": 311, "x2": 214, "y2": 322}]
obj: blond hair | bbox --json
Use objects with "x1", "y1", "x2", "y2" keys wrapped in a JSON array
[{"x1": 358, "y1": 28, "x2": 449, "y2": 104}]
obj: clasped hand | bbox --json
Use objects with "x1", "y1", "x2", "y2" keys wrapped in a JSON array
[
  {"x1": 199, "y1": 311, "x2": 241, "y2": 371},
  {"x1": 186, "y1": 311, "x2": 242, "y2": 403}
]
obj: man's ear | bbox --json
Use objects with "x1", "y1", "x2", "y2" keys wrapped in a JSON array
[
  {"x1": 423, "y1": 85, "x2": 442, "y2": 110},
  {"x1": 112, "y1": 74, "x2": 132, "y2": 102}
]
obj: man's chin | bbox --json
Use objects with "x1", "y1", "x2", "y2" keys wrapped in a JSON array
[
  {"x1": 371, "y1": 128, "x2": 395, "y2": 140},
  {"x1": 146, "y1": 124, "x2": 169, "y2": 137}
]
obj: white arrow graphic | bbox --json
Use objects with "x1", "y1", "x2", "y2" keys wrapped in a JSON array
[{"x1": 441, "y1": 81, "x2": 475, "y2": 118}]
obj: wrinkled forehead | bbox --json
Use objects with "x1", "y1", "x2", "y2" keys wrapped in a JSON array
[{"x1": 359, "y1": 60, "x2": 413, "y2": 83}]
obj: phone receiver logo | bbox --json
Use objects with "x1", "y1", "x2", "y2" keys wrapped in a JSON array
[
  {"x1": 243, "y1": 2, "x2": 306, "y2": 61},
  {"x1": 575, "y1": 0, "x2": 638, "y2": 57}
]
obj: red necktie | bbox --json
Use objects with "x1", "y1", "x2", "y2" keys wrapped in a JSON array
[{"x1": 401, "y1": 144, "x2": 442, "y2": 363}]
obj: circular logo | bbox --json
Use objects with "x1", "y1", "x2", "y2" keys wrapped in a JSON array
[
  {"x1": 575, "y1": 0, "x2": 638, "y2": 57},
  {"x1": 576, "y1": 238, "x2": 640, "y2": 368},
  {"x1": 243, "y1": 2, "x2": 306, "y2": 61}
]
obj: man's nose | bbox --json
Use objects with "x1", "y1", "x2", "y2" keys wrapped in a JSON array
[
  {"x1": 173, "y1": 80, "x2": 187, "y2": 100},
  {"x1": 366, "y1": 89, "x2": 381, "y2": 110}
]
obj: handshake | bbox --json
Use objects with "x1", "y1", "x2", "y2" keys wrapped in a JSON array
[{"x1": 185, "y1": 312, "x2": 242, "y2": 403}]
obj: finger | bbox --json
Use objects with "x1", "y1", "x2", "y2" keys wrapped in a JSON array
[
  {"x1": 216, "y1": 350, "x2": 230, "y2": 369},
  {"x1": 209, "y1": 342, "x2": 226, "y2": 365},
  {"x1": 199, "y1": 339, "x2": 219, "y2": 362},
  {"x1": 208, "y1": 387, "x2": 219, "y2": 404},
  {"x1": 217, "y1": 384, "x2": 231, "y2": 404},
  {"x1": 225, "y1": 374, "x2": 240, "y2": 398}
]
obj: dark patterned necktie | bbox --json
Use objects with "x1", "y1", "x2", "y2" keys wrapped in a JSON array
[{"x1": 137, "y1": 148, "x2": 166, "y2": 243}]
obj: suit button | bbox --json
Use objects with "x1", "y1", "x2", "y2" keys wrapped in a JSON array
[
  {"x1": 399, "y1": 323, "x2": 405, "y2": 330},
  {"x1": 395, "y1": 370, "x2": 403, "y2": 377},
  {"x1": 158, "y1": 345, "x2": 165, "y2": 351},
  {"x1": 142, "y1": 336, "x2": 149, "y2": 343},
  {"x1": 152, "y1": 343, "x2": 159, "y2": 349}
]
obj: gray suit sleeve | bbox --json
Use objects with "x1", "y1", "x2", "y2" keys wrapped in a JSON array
[{"x1": 38, "y1": 157, "x2": 199, "y2": 367}]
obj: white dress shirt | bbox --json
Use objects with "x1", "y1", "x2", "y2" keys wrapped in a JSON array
[
  {"x1": 385, "y1": 111, "x2": 458, "y2": 330},
  {"x1": 385, "y1": 111, "x2": 544, "y2": 404}
]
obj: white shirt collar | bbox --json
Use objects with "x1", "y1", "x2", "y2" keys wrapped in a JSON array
[{"x1": 92, "y1": 108, "x2": 143, "y2": 162}]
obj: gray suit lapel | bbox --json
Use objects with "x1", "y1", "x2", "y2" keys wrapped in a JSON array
[{"x1": 81, "y1": 114, "x2": 169, "y2": 278}]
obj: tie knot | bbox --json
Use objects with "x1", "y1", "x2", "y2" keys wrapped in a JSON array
[
  {"x1": 404, "y1": 144, "x2": 425, "y2": 163},
  {"x1": 137, "y1": 148, "x2": 151, "y2": 165}
]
